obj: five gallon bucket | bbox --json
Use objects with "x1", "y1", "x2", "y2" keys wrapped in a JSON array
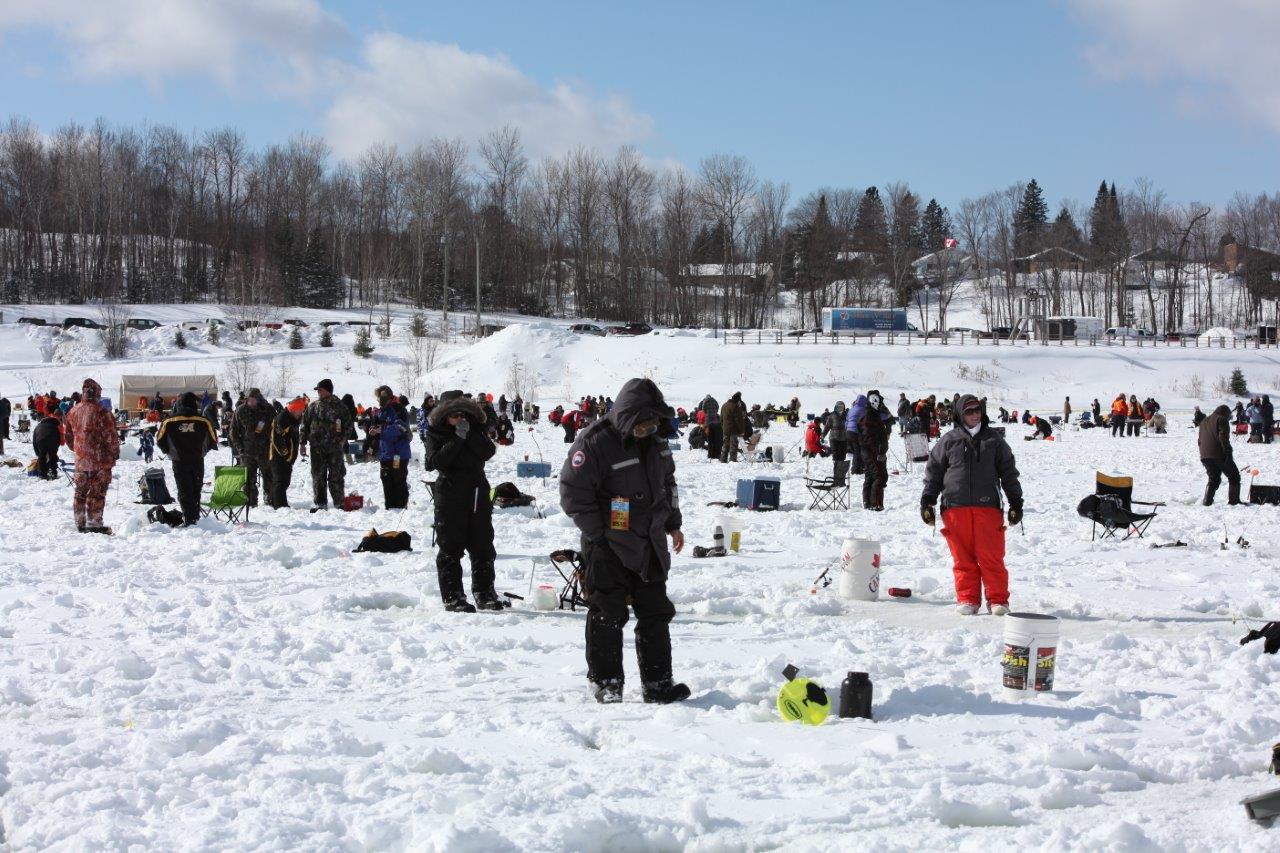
[
  {"x1": 838, "y1": 538, "x2": 880, "y2": 601},
  {"x1": 1002, "y1": 612, "x2": 1060, "y2": 695},
  {"x1": 530, "y1": 583, "x2": 557, "y2": 611},
  {"x1": 716, "y1": 516, "x2": 744, "y2": 552}
]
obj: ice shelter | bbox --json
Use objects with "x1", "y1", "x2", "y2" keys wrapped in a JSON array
[{"x1": 119, "y1": 375, "x2": 218, "y2": 415}]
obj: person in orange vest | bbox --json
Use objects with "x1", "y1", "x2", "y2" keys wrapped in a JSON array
[{"x1": 1109, "y1": 394, "x2": 1128, "y2": 438}]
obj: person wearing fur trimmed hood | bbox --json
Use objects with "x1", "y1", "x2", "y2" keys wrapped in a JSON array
[
  {"x1": 63, "y1": 378, "x2": 120, "y2": 533},
  {"x1": 423, "y1": 391, "x2": 499, "y2": 612}
]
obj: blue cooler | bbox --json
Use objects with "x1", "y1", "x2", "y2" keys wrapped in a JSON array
[
  {"x1": 736, "y1": 476, "x2": 781, "y2": 511},
  {"x1": 517, "y1": 460, "x2": 552, "y2": 478}
]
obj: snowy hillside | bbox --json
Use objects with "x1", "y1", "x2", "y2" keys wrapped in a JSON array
[{"x1": 2, "y1": 306, "x2": 1280, "y2": 848}]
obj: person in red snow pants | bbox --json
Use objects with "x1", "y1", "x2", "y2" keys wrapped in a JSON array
[
  {"x1": 941, "y1": 506, "x2": 1008, "y2": 606},
  {"x1": 920, "y1": 393, "x2": 1023, "y2": 614}
]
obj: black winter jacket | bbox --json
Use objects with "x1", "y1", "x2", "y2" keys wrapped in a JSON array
[
  {"x1": 560, "y1": 378, "x2": 682, "y2": 582},
  {"x1": 423, "y1": 396, "x2": 495, "y2": 500},
  {"x1": 32, "y1": 415, "x2": 61, "y2": 449},
  {"x1": 922, "y1": 422, "x2": 1022, "y2": 511},
  {"x1": 156, "y1": 405, "x2": 218, "y2": 464}
]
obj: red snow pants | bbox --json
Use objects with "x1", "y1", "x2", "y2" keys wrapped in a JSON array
[{"x1": 941, "y1": 506, "x2": 1008, "y2": 606}]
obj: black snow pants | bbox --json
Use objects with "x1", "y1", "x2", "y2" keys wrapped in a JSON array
[
  {"x1": 1202, "y1": 457, "x2": 1241, "y2": 505},
  {"x1": 380, "y1": 460, "x2": 409, "y2": 509},
  {"x1": 268, "y1": 458, "x2": 293, "y2": 508},
  {"x1": 583, "y1": 540, "x2": 676, "y2": 686},
  {"x1": 34, "y1": 438, "x2": 60, "y2": 479},
  {"x1": 433, "y1": 483, "x2": 497, "y2": 602},
  {"x1": 172, "y1": 460, "x2": 204, "y2": 525}
]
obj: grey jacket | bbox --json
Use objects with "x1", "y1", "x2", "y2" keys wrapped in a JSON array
[
  {"x1": 823, "y1": 405, "x2": 848, "y2": 443},
  {"x1": 560, "y1": 378, "x2": 683, "y2": 581},
  {"x1": 921, "y1": 422, "x2": 1023, "y2": 510}
]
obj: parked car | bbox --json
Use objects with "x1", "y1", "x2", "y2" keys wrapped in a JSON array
[
  {"x1": 319, "y1": 320, "x2": 345, "y2": 327},
  {"x1": 62, "y1": 317, "x2": 105, "y2": 330},
  {"x1": 785, "y1": 328, "x2": 821, "y2": 337},
  {"x1": 1163, "y1": 329, "x2": 1198, "y2": 342},
  {"x1": 1105, "y1": 327, "x2": 1154, "y2": 340},
  {"x1": 946, "y1": 327, "x2": 989, "y2": 338},
  {"x1": 569, "y1": 323, "x2": 606, "y2": 336},
  {"x1": 16, "y1": 317, "x2": 47, "y2": 326},
  {"x1": 126, "y1": 318, "x2": 162, "y2": 330},
  {"x1": 180, "y1": 318, "x2": 228, "y2": 332},
  {"x1": 282, "y1": 318, "x2": 309, "y2": 327},
  {"x1": 606, "y1": 322, "x2": 654, "y2": 336},
  {"x1": 262, "y1": 322, "x2": 284, "y2": 330}
]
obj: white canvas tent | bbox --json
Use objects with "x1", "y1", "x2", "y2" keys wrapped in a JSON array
[{"x1": 120, "y1": 375, "x2": 218, "y2": 413}]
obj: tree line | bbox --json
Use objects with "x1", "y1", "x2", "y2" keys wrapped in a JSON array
[{"x1": 2, "y1": 115, "x2": 1278, "y2": 333}]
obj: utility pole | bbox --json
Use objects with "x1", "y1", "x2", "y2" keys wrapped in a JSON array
[{"x1": 475, "y1": 229, "x2": 481, "y2": 336}]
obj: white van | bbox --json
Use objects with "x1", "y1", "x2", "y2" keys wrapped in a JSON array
[{"x1": 1105, "y1": 327, "x2": 1153, "y2": 340}]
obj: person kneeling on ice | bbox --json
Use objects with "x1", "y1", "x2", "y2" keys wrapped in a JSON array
[
  {"x1": 559, "y1": 378, "x2": 690, "y2": 705},
  {"x1": 424, "y1": 390, "x2": 502, "y2": 612},
  {"x1": 920, "y1": 394, "x2": 1023, "y2": 616}
]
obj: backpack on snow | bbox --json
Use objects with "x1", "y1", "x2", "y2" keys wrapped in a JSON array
[
  {"x1": 137, "y1": 467, "x2": 174, "y2": 505},
  {"x1": 491, "y1": 481, "x2": 535, "y2": 508},
  {"x1": 354, "y1": 528, "x2": 413, "y2": 553}
]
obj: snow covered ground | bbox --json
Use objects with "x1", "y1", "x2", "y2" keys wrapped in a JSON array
[{"x1": 2, "y1": 314, "x2": 1280, "y2": 849}]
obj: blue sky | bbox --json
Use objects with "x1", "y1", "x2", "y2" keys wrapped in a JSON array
[{"x1": 1, "y1": 0, "x2": 1276, "y2": 210}]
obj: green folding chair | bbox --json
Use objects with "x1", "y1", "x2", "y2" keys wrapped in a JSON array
[{"x1": 204, "y1": 465, "x2": 249, "y2": 523}]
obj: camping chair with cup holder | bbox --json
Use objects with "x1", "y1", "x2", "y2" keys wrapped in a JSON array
[
  {"x1": 203, "y1": 465, "x2": 250, "y2": 523},
  {"x1": 805, "y1": 458, "x2": 851, "y2": 511},
  {"x1": 1077, "y1": 472, "x2": 1163, "y2": 541}
]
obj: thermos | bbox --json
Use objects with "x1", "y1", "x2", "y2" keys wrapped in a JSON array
[
  {"x1": 838, "y1": 671, "x2": 873, "y2": 719},
  {"x1": 712, "y1": 524, "x2": 724, "y2": 551}
]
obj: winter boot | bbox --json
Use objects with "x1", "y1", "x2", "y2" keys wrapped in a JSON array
[
  {"x1": 443, "y1": 597, "x2": 477, "y2": 613},
  {"x1": 988, "y1": 603, "x2": 1009, "y2": 616},
  {"x1": 475, "y1": 590, "x2": 506, "y2": 611},
  {"x1": 593, "y1": 678, "x2": 624, "y2": 704},
  {"x1": 642, "y1": 679, "x2": 691, "y2": 704},
  {"x1": 956, "y1": 603, "x2": 979, "y2": 616}
]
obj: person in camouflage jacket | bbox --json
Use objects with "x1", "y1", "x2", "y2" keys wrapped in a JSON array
[
  {"x1": 230, "y1": 387, "x2": 276, "y2": 507},
  {"x1": 299, "y1": 378, "x2": 354, "y2": 509},
  {"x1": 63, "y1": 378, "x2": 120, "y2": 533}
]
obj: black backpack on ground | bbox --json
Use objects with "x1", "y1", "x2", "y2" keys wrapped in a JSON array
[
  {"x1": 147, "y1": 506, "x2": 185, "y2": 527},
  {"x1": 138, "y1": 467, "x2": 174, "y2": 505},
  {"x1": 492, "y1": 481, "x2": 535, "y2": 508},
  {"x1": 354, "y1": 529, "x2": 413, "y2": 553}
]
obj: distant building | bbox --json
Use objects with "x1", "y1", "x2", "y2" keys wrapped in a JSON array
[
  {"x1": 681, "y1": 263, "x2": 774, "y2": 289},
  {"x1": 1012, "y1": 246, "x2": 1086, "y2": 275},
  {"x1": 911, "y1": 248, "x2": 975, "y2": 284}
]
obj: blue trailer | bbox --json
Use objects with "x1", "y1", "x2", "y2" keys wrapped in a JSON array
[{"x1": 821, "y1": 308, "x2": 918, "y2": 335}]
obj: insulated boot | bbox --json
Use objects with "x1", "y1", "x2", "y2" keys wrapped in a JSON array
[
  {"x1": 475, "y1": 590, "x2": 505, "y2": 611},
  {"x1": 988, "y1": 603, "x2": 1009, "y2": 616},
  {"x1": 443, "y1": 597, "x2": 477, "y2": 613},
  {"x1": 593, "y1": 679, "x2": 623, "y2": 704},
  {"x1": 642, "y1": 679, "x2": 691, "y2": 704},
  {"x1": 956, "y1": 603, "x2": 979, "y2": 616}
]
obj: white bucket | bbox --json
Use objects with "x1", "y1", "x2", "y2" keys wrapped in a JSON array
[
  {"x1": 530, "y1": 583, "x2": 558, "y2": 611},
  {"x1": 838, "y1": 538, "x2": 880, "y2": 601},
  {"x1": 771, "y1": 445, "x2": 786, "y2": 464},
  {"x1": 716, "y1": 515, "x2": 744, "y2": 552},
  {"x1": 1001, "y1": 612, "x2": 1060, "y2": 696}
]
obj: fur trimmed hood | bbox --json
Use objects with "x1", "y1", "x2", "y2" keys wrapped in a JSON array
[{"x1": 428, "y1": 395, "x2": 487, "y2": 429}]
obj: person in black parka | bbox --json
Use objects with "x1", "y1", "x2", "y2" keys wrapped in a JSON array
[
  {"x1": 156, "y1": 392, "x2": 218, "y2": 525},
  {"x1": 423, "y1": 390, "x2": 500, "y2": 612},
  {"x1": 559, "y1": 378, "x2": 690, "y2": 706},
  {"x1": 32, "y1": 411, "x2": 62, "y2": 479}
]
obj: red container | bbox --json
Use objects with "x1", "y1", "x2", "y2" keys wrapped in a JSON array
[
  {"x1": 342, "y1": 494, "x2": 364, "y2": 512},
  {"x1": 887, "y1": 587, "x2": 911, "y2": 598}
]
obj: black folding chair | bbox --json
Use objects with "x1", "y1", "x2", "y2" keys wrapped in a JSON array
[
  {"x1": 1078, "y1": 472, "x2": 1163, "y2": 540},
  {"x1": 806, "y1": 458, "x2": 851, "y2": 511},
  {"x1": 549, "y1": 549, "x2": 588, "y2": 611}
]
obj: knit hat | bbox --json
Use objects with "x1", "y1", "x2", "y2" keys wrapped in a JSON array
[{"x1": 314, "y1": 378, "x2": 334, "y2": 393}]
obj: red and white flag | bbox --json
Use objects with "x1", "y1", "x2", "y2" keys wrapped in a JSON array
[{"x1": 943, "y1": 237, "x2": 958, "y2": 249}]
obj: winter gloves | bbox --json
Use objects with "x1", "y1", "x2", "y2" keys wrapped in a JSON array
[
  {"x1": 1007, "y1": 505, "x2": 1023, "y2": 526},
  {"x1": 1240, "y1": 621, "x2": 1280, "y2": 655},
  {"x1": 455, "y1": 417, "x2": 470, "y2": 438},
  {"x1": 920, "y1": 504, "x2": 936, "y2": 526}
]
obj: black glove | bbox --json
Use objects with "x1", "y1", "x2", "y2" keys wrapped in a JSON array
[
  {"x1": 920, "y1": 504, "x2": 936, "y2": 526},
  {"x1": 455, "y1": 418, "x2": 470, "y2": 438},
  {"x1": 1007, "y1": 505, "x2": 1023, "y2": 526},
  {"x1": 1240, "y1": 622, "x2": 1280, "y2": 655}
]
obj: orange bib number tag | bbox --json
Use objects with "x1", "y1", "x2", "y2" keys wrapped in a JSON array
[{"x1": 610, "y1": 497, "x2": 630, "y2": 531}]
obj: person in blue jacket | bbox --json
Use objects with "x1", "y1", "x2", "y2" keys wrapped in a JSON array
[{"x1": 375, "y1": 386, "x2": 412, "y2": 509}]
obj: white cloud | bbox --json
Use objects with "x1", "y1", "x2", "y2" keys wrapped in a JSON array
[
  {"x1": 0, "y1": 0, "x2": 346, "y2": 93},
  {"x1": 1070, "y1": 0, "x2": 1280, "y2": 133},
  {"x1": 324, "y1": 34, "x2": 653, "y2": 161}
]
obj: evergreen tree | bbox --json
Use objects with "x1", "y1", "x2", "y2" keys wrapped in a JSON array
[
  {"x1": 271, "y1": 226, "x2": 300, "y2": 305},
  {"x1": 852, "y1": 186, "x2": 889, "y2": 263},
  {"x1": 1049, "y1": 207, "x2": 1084, "y2": 252},
  {"x1": 1013, "y1": 179, "x2": 1049, "y2": 256},
  {"x1": 319, "y1": 326, "x2": 333, "y2": 348},
  {"x1": 1089, "y1": 181, "x2": 1129, "y2": 263},
  {"x1": 888, "y1": 189, "x2": 923, "y2": 306},
  {"x1": 921, "y1": 199, "x2": 951, "y2": 252},
  {"x1": 288, "y1": 326, "x2": 303, "y2": 350},
  {"x1": 173, "y1": 329, "x2": 187, "y2": 349},
  {"x1": 300, "y1": 227, "x2": 342, "y2": 309},
  {"x1": 207, "y1": 322, "x2": 220, "y2": 345},
  {"x1": 353, "y1": 326, "x2": 373, "y2": 358},
  {"x1": 410, "y1": 312, "x2": 427, "y2": 337},
  {"x1": 1230, "y1": 368, "x2": 1248, "y2": 397},
  {"x1": 789, "y1": 195, "x2": 838, "y2": 307}
]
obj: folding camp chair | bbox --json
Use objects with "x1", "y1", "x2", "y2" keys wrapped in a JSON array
[
  {"x1": 15, "y1": 415, "x2": 30, "y2": 439},
  {"x1": 903, "y1": 432, "x2": 930, "y2": 471},
  {"x1": 1078, "y1": 472, "x2": 1163, "y2": 540},
  {"x1": 58, "y1": 459, "x2": 76, "y2": 484},
  {"x1": 549, "y1": 548, "x2": 588, "y2": 611},
  {"x1": 203, "y1": 465, "x2": 249, "y2": 523},
  {"x1": 805, "y1": 458, "x2": 851, "y2": 510}
]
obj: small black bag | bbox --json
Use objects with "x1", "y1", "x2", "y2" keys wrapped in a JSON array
[
  {"x1": 147, "y1": 505, "x2": 185, "y2": 527},
  {"x1": 354, "y1": 528, "x2": 413, "y2": 553},
  {"x1": 492, "y1": 481, "x2": 535, "y2": 508}
]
